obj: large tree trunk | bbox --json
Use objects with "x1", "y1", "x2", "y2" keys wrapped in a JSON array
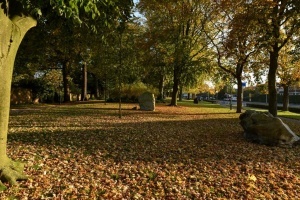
[
  {"x1": 81, "y1": 63, "x2": 88, "y2": 101},
  {"x1": 179, "y1": 86, "x2": 183, "y2": 102},
  {"x1": 62, "y1": 60, "x2": 71, "y2": 102},
  {"x1": 157, "y1": 75, "x2": 164, "y2": 101},
  {"x1": 0, "y1": 9, "x2": 36, "y2": 187},
  {"x1": 236, "y1": 77, "x2": 243, "y2": 113},
  {"x1": 268, "y1": 3, "x2": 281, "y2": 117},
  {"x1": 92, "y1": 74, "x2": 100, "y2": 99},
  {"x1": 170, "y1": 68, "x2": 180, "y2": 106},
  {"x1": 236, "y1": 64, "x2": 244, "y2": 113},
  {"x1": 282, "y1": 84, "x2": 289, "y2": 111},
  {"x1": 268, "y1": 49, "x2": 279, "y2": 117}
]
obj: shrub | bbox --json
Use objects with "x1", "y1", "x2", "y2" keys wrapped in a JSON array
[{"x1": 107, "y1": 82, "x2": 158, "y2": 103}]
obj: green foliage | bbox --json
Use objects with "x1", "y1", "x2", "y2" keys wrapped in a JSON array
[
  {"x1": 12, "y1": 69, "x2": 65, "y2": 103},
  {"x1": 122, "y1": 82, "x2": 158, "y2": 98},
  {"x1": 107, "y1": 81, "x2": 158, "y2": 102},
  {"x1": 12, "y1": 0, "x2": 134, "y2": 103},
  {"x1": 138, "y1": 0, "x2": 212, "y2": 104},
  {"x1": 0, "y1": 184, "x2": 7, "y2": 192}
]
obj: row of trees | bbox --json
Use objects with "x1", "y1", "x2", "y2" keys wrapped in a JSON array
[
  {"x1": 13, "y1": 0, "x2": 138, "y2": 102},
  {"x1": 10, "y1": 0, "x2": 300, "y2": 117},
  {"x1": 1, "y1": 0, "x2": 300, "y2": 187},
  {"x1": 137, "y1": 0, "x2": 300, "y2": 115}
]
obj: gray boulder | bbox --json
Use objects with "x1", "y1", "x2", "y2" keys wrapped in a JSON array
[
  {"x1": 138, "y1": 92, "x2": 155, "y2": 111},
  {"x1": 239, "y1": 110, "x2": 299, "y2": 147}
]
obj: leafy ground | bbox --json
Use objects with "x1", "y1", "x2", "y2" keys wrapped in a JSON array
[{"x1": 1, "y1": 101, "x2": 300, "y2": 199}]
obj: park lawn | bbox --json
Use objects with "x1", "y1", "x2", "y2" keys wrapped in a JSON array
[
  {"x1": 1, "y1": 101, "x2": 300, "y2": 199},
  {"x1": 241, "y1": 106, "x2": 300, "y2": 120}
]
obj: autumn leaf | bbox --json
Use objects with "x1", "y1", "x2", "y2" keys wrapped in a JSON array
[{"x1": 1, "y1": 102, "x2": 299, "y2": 199}]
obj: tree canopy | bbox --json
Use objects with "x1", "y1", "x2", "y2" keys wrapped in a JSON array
[{"x1": 0, "y1": 0, "x2": 133, "y2": 188}]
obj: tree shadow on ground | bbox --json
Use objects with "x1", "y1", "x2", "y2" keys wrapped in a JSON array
[
  {"x1": 8, "y1": 116, "x2": 298, "y2": 166},
  {"x1": 6, "y1": 104, "x2": 300, "y2": 199}
]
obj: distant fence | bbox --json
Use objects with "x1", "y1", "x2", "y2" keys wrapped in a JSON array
[
  {"x1": 218, "y1": 100, "x2": 247, "y2": 107},
  {"x1": 244, "y1": 94, "x2": 300, "y2": 104}
]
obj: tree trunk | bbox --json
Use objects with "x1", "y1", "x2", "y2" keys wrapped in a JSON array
[
  {"x1": 157, "y1": 75, "x2": 164, "y2": 101},
  {"x1": 81, "y1": 63, "x2": 88, "y2": 101},
  {"x1": 236, "y1": 77, "x2": 243, "y2": 113},
  {"x1": 104, "y1": 73, "x2": 107, "y2": 103},
  {"x1": 179, "y1": 86, "x2": 183, "y2": 102},
  {"x1": 0, "y1": 9, "x2": 36, "y2": 187},
  {"x1": 236, "y1": 63, "x2": 244, "y2": 113},
  {"x1": 170, "y1": 68, "x2": 180, "y2": 106},
  {"x1": 92, "y1": 74, "x2": 100, "y2": 99},
  {"x1": 62, "y1": 61, "x2": 71, "y2": 102},
  {"x1": 282, "y1": 84, "x2": 289, "y2": 111},
  {"x1": 268, "y1": 3, "x2": 281, "y2": 117},
  {"x1": 268, "y1": 50, "x2": 279, "y2": 117}
]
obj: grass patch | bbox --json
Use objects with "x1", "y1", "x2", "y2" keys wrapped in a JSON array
[
  {"x1": 242, "y1": 106, "x2": 300, "y2": 120},
  {"x1": 277, "y1": 111, "x2": 300, "y2": 120}
]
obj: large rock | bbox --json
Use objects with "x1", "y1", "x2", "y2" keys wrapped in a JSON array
[
  {"x1": 138, "y1": 92, "x2": 155, "y2": 111},
  {"x1": 239, "y1": 110, "x2": 299, "y2": 147}
]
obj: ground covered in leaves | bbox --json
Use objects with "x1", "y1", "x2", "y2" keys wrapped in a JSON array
[{"x1": 1, "y1": 101, "x2": 300, "y2": 199}]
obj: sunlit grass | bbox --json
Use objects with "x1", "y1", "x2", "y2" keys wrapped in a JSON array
[
  {"x1": 176, "y1": 99, "x2": 300, "y2": 120},
  {"x1": 241, "y1": 107, "x2": 300, "y2": 120},
  {"x1": 277, "y1": 111, "x2": 300, "y2": 120}
]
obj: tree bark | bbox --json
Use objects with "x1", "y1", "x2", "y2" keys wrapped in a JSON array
[
  {"x1": 81, "y1": 62, "x2": 88, "y2": 101},
  {"x1": 92, "y1": 74, "x2": 100, "y2": 99},
  {"x1": 282, "y1": 84, "x2": 289, "y2": 111},
  {"x1": 0, "y1": 8, "x2": 36, "y2": 186},
  {"x1": 170, "y1": 67, "x2": 180, "y2": 106},
  {"x1": 236, "y1": 77, "x2": 243, "y2": 113},
  {"x1": 236, "y1": 63, "x2": 244, "y2": 113},
  {"x1": 157, "y1": 74, "x2": 164, "y2": 101},
  {"x1": 268, "y1": 49, "x2": 279, "y2": 117},
  {"x1": 268, "y1": 3, "x2": 281, "y2": 117},
  {"x1": 179, "y1": 86, "x2": 183, "y2": 102},
  {"x1": 62, "y1": 60, "x2": 71, "y2": 102}
]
